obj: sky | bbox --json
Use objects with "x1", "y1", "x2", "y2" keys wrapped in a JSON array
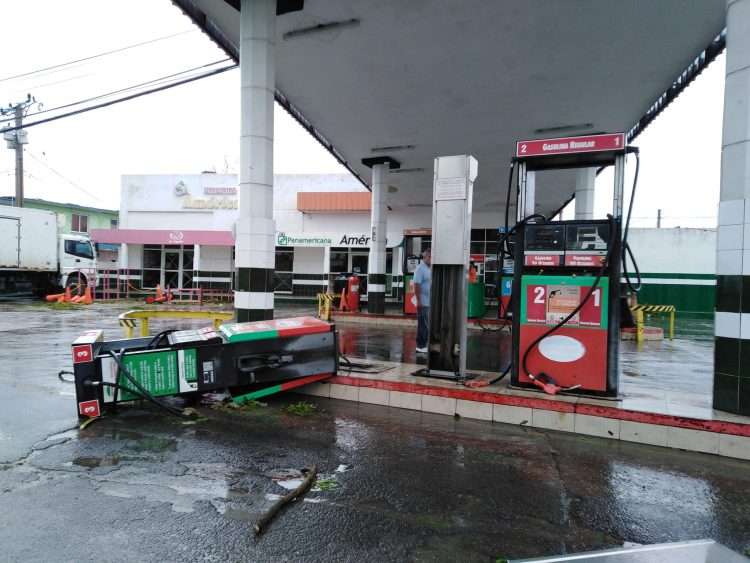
[{"x1": 0, "y1": 1, "x2": 725, "y2": 228}]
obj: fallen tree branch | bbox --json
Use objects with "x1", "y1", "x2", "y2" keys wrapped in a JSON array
[{"x1": 254, "y1": 464, "x2": 318, "y2": 535}]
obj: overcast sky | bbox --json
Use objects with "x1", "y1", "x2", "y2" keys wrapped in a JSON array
[{"x1": 0, "y1": 1, "x2": 725, "y2": 229}]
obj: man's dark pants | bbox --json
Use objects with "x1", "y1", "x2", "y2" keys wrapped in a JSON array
[{"x1": 417, "y1": 306, "x2": 429, "y2": 349}]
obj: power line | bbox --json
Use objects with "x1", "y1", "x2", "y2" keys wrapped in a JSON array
[
  {"x1": 0, "y1": 64, "x2": 237, "y2": 134},
  {"x1": 0, "y1": 58, "x2": 232, "y2": 124},
  {"x1": 24, "y1": 149, "x2": 106, "y2": 203},
  {"x1": 0, "y1": 30, "x2": 195, "y2": 84}
]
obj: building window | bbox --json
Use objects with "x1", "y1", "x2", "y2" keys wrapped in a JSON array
[
  {"x1": 275, "y1": 246, "x2": 294, "y2": 272},
  {"x1": 71, "y1": 213, "x2": 88, "y2": 233},
  {"x1": 110, "y1": 219, "x2": 118, "y2": 229},
  {"x1": 329, "y1": 247, "x2": 348, "y2": 273}
]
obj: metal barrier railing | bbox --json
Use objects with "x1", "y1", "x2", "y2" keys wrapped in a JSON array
[
  {"x1": 118, "y1": 309, "x2": 234, "y2": 338},
  {"x1": 631, "y1": 304, "x2": 676, "y2": 343},
  {"x1": 317, "y1": 293, "x2": 334, "y2": 321}
]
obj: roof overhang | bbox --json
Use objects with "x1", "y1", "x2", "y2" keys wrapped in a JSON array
[{"x1": 172, "y1": 0, "x2": 726, "y2": 217}]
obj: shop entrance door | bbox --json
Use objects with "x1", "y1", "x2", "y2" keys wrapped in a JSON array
[
  {"x1": 350, "y1": 252, "x2": 368, "y2": 294},
  {"x1": 163, "y1": 248, "x2": 182, "y2": 290}
]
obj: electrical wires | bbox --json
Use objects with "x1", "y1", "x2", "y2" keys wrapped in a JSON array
[
  {"x1": 0, "y1": 63, "x2": 237, "y2": 133},
  {"x1": 0, "y1": 30, "x2": 196, "y2": 84}
]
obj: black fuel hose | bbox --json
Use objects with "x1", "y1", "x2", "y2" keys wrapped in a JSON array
[
  {"x1": 521, "y1": 214, "x2": 617, "y2": 382},
  {"x1": 621, "y1": 149, "x2": 642, "y2": 292},
  {"x1": 147, "y1": 329, "x2": 177, "y2": 349}
]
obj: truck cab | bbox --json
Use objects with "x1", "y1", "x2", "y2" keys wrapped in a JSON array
[{"x1": 59, "y1": 234, "x2": 97, "y2": 289}]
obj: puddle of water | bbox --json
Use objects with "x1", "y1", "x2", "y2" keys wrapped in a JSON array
[{"x1": 276, "y1": 478, "x2": 305, "y2": 490}]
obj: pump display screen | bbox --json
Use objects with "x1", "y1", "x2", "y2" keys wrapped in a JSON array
[
  {"x1": 523, "y1": 222, "x2": 610, "y2": 268},
  {"x1": 524, "y1": 225, "x2": 564, "y2": 251}
]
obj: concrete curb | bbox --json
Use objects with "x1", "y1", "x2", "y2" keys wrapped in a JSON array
[{"x1": 298, "y1": 375, "x2": 750, "y2": 461}]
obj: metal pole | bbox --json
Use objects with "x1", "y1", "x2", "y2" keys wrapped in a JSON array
[
  {"x1": 14, "y1": 106, "x2": 23, "y2": 207},
  {"x1": 613, "y1": 154, "x2": 625, "y2": 220},
  {"x1": 657, "y1": 209, "x2": 662, "y2": 228}
]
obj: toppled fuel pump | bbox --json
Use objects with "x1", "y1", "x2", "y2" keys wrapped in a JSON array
[{"x1": 70, "y1": 316, "x2": 338, "y2": 419}]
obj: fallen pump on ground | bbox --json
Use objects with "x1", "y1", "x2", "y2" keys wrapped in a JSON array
[{"x1": 66, "y1": 316, "x2": 340, "y2": 420}]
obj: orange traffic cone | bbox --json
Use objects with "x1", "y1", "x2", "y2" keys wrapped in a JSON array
[
  {"x1": 155, "y1": 284, "x2": 163, "y2": 300},
  {"x1": 45, "y1": 293, "x2": 63, "y2": 302},
  {"x1": 56, "y1": 294, "x2": 66, "y2": 303},
  {"x1": 80, "y1": 286, "x2": 93, "y2": 305},
  {"x1": 63, "y1": 285, "x2": 72, "y2": 302}
]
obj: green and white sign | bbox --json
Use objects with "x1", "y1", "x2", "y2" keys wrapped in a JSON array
[{"x1": 101, "y1": 348, "x2": 198, "y2": 403}]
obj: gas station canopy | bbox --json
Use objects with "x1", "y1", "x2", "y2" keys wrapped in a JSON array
[{"x1": 174, "y1": 0, "x2": 725, "y2": 216}]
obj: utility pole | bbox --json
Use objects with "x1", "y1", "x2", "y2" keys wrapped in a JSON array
[
  {"x1": 1, "y1": 94, "x2": 36, "y2": 207},
  {"x1": 657, "y1": 208, "x2": 662, "y2": 228}
]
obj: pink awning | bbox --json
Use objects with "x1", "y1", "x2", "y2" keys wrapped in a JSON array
[{"x1": 90, "y1": 228, "x2": 234, "y2": 246}]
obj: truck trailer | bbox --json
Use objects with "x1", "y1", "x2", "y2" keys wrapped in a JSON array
[{"x1": 0, "y1": 206, "x2": 97, "y2": 297}]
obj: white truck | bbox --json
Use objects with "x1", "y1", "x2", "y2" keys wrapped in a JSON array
[{"x1": 0, "y1": 206, "x2": 97, "y2": 297}]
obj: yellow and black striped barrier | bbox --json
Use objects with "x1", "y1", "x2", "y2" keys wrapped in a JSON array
[
  {"x1": 630, "y1": 304, "x2": 676, "y2": 343},
  {"x1": 318, "y1": 293, "x2": 335, "y2": 321}
]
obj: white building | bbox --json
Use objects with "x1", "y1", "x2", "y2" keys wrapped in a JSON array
[
  {"x1": 93, "y1": 173, "x2": 503, "y2": 299},
  {"x1": 91, "y1": 172, "x2": 716, "y2": 311}
]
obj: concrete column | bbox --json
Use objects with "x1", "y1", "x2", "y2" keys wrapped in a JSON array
[
  {"x1": 574, "y1": 167, "x2": 596, "y2": 220},
  {"x1": 118, "y1": 243, "x2": 128, "y2": 270},
  {"x1": 323, "y1": 246, "x2": 331, "y2": 292},
  {"x1": 368, "y1": 163, "x2": 388, "y2": 313},
  {"x1": 714, "y1": 0, "x2": 750, "y2": 415},
  {"x1": 361, "y1": 156, "x2": 400, "y2": 313},
  {"x1": 234, "y1": 0, "x2": 276, "y2": 322},
  {"x1": 193, "y1": 244, "x2": 201, "y2": 272}
]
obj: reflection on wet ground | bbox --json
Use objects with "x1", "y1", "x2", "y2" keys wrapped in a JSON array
[{"x1": 0, "y1": 300, "x2": 745, "y2": 562}]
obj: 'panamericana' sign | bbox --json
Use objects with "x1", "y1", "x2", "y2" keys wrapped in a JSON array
[{"x1": 276, "y1": 232, "x2": 390, "y2": 248}]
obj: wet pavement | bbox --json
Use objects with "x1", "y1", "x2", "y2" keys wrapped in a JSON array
[{"x1": 1, "y1": 301, "x2": 748, "y2": 562}]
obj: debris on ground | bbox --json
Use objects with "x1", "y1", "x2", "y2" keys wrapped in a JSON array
[
  {"x1": 282, "y1": 401, "x2": 317, "y2": 416},
  {"x1": 254, "y1": 464, "x2": 318, "y2": 535},
  {"x1": 315, "y1": 478, "x2": 337, "y2": 491},
  {"x1": 211, "y1": 399, "x2": 267, "y2": 412}
]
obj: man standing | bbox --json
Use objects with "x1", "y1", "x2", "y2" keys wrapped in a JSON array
[{"x1": 413, "y1": 248, "x2": 432, "y2": 354}]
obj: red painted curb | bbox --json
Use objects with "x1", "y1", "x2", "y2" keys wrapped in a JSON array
[{"x1": 326, "y1": 375, "x2": 750, "y2": 438}]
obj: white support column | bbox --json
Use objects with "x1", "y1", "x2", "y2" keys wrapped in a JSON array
[
  {"x1": 193, "y1": 244, "x2": 201, "y2": 289},
  {"x1": 574, "y1": 167, "x2": 596, "y2": 220},
  {"x1": 118, "y1": 243, "x2": 129, "y2": 289},
  {"x1": 323, "y1": 246, "x2": 331, "y2": 292},
  {"x1": 118, "y1": 243, "x2": 128, "y2": 270},
  {"x1": 368, "y1": 163, "x2": 388, "y2": 313},
  {"x1": 714, "y1": 0, "x2": 750, "y2": 415},
  {"x1": 235, "y1": 0, "x2": 276, "y2": 322},
  {"x1": 518, "y1": 164, "x2": 536, "y2": 220}
]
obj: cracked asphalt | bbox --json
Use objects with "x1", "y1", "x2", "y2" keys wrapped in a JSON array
[{"x1": 1, "y1": 301, "x2": 749, "y2": 562}]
